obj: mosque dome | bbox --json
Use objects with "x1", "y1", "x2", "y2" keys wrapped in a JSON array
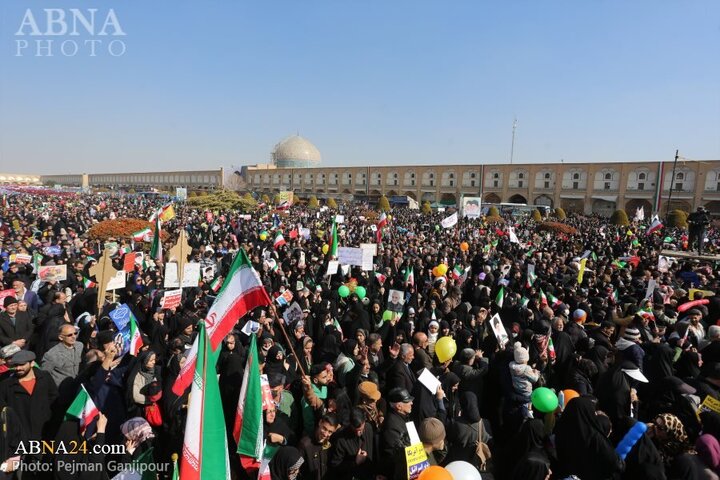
[{"x1": 272, "y1": 135, "x2": 321, "y2": 168}]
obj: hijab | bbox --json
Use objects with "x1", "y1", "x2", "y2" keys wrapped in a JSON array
[
  {"x1": 120, "y1": 417, "x2": 155, "y2": 445},
  {"x1": 269, "y1": 446, "x2": 304, "y2": 480}
]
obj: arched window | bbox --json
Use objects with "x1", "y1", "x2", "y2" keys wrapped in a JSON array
[
  {"x1": 604, "y1": 173, "x2": 612, "y2": 181},
  {"x1": 639, "y1": 173, "x2": 646, "y2": 180}
]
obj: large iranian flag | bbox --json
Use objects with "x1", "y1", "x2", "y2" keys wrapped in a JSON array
[
  {"x1": 205, "y1": 248, "x2": 271, "y2": 351},
  {"x1": 179, "y1": 322, "x2": 230, "y2": 480}
]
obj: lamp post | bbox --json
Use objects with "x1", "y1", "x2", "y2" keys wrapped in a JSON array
[{"x1": 665, "y1": 149, "x2": 679, "y2": 220}]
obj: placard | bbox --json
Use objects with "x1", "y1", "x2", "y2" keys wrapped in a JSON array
[
  {"x1": 490, "y1": 313, "x2": 509, "y2": 348},
  {"x1": 176, "y1": 187, "x2": 187, "y2": 201},
  {"x1": 38, "y1": 265, "x2": 67, "y2": 282},
  {"x1": 282, "y1": 302, "x2": 303, "y2": 325},
  {"x1": 335, "y1": 215, "x2": 345, "y2": 224},
  {"x1": 276, "y1": 290, "x2": 294, "y2": 307},
  {"x1": 105, "y1": 270, "x2": 127, "y2": 291},
  {"x1": 645, "y1": 279, "x2": 657, "y2": 300},
  {"x1": 325, "y1": 260, "x2": 339, "y2": 277},
  {"x1": 690, "y1": 289, "x2": 715, "y2": 300},
  {"x1": 160, "y1": 289, "x2": 183, "y2": 310},
  {"x1": 461, "y1": 197, "x2": 482, "y2": 219},
  {"x1": 338, "y1": 247, "x2": 364, "y2": 267},
  {"x1": 361, "y1": 248, "x2": 374, "y2": 271},
  {"x1": 14, "y1": 254, "x2": 31, "y2": 264},
  {"x1": 164, "y1": 263, "x2": 201, "y2": 288}
]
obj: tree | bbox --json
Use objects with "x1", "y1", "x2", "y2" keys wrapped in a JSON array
[
  {"x1": 127, "y1": 188, "x2": 136, "y2": 194},
  {"x1": 188, "y1": 191, "x2": 198, "y2": 198},
  {"x1": 308, "y1": 195, "x2": 319, "y2": 209},
  {"x1": 488, "y1": 206, "x2": 500, "y2": 217},
  {"x1": 422, "y1": 201, "x2": 432, "y2": 215},
  {"x1": 261, "y1": 194, "x2": 270, "y2": 204},
  {"x1": 610, "y1": 209, "x2": 629, "y2": 226},
  {"x1": 532, "y1": 209, "x2": 543, "y2": 222},
  {"x1": 667, "y1": 209, "x2": 689, "y2": 228},
  {"x1": 327, "y1": 197, "x2": 338, "y2": 209},
  {"x1": 554, "y1": 207, "x2": 567, "y2": 220},
  {"x1": 273, "y1": 194, "x2": 281, "y2": 204},
  {"x1": 378, "y1": 195, "x2": 391, "y2": 212}
]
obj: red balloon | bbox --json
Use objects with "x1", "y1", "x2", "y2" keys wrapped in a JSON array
[{"x1": 677, "y1": 299, "x2": 709, "y2": 313}]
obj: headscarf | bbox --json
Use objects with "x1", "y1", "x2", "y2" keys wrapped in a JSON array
[
  {"x1": 120, "y1": 417, "x2": 155, "y2": 445},
  {"x1": 653, "y1": 413, "x2": 693, "y2": 464},
  {"x1": 269, "y1": 446, "x2": 304, "y2": 480},
  {"x1": 459, "y1": 391, "x2": 481, "y2": 423},
  {"x1": 697, "y1": 434, "x2": 720, "y2": 472},
  {"x1": 510, "y1": 454, "x2": 551, "y2": 480},
  {"x1": 555, "y1": 396, "x2": 624, "y2": 480}
]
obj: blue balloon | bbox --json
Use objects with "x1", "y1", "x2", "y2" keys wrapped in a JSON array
[{"x1": 615, "y1": 421, "x2": 648, "y2": 460}]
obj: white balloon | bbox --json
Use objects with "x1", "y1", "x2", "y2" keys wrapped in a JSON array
[{"x1": 445, "y1": 461, "x2": 482, "y2": 480}]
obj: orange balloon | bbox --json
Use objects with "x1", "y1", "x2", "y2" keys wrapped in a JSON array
[
  {"x1": 432, "y1": 266, "x2": 440, "y2": 277},
  {"x1": 419, "y1": 466, "x2": 453, "y2": 480},
  {"x1": 460, "y1": 242, "x2": 469, "y2": 252},
  {"x1": 563, "y1": 389, "x2": 580, "y2": 406}
]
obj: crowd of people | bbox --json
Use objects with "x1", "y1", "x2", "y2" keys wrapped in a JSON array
[{"x1": 0, "y1": 187, "x2": 720, "y2": 480}]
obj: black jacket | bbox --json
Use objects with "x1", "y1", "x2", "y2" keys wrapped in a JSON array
[
  {"x1": 329, "y1": 424, "x2": 376, "y2": 480},
  {"x1": 0, "y1": 369, "x2": 58, "y2": 441},
  {"x1": 0, "y1": 311, "x2": 33, "y2": 346},
  {"x1": 386, "y1": 360, "x2": 416, "y2": 394}
]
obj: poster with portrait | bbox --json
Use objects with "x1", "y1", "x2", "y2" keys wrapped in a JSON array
[
  {"x1": 38, "y1": 265, "x2": 67, "y2": 282},
  {"x1": 387, "y1": 289, "x2": 405, "y2": 313},
  {"x1": 462, "y1": 197, "x2": 482, "y2": 219},
  {"x1": 489, "y1": 313, "x2": 509, "y2": 348}
]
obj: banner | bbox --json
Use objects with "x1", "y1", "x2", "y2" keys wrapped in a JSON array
[
  {"x1": 277, "y1": 191, "x2": 294, "y2": 207},
  {"x1": 441, "y1": 212, "x2": 458, "y2": 229},
  {"x1": 176, "y1": 187, "x2": 187, "y2": 201},
  {"x1": 38, "y1": 265, "x2": 67, "y2": 282},
  {"x1": 461, "y1": 197, "x2": 482, "y2": 219},
  {"x1": 161, "y1": 289, "x2": 183, "y2": 310}
]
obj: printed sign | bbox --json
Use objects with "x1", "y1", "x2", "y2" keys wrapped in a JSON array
[
  {"x1": 176, "y1": 187, "x2": 187, "y2": 201},
  {"x1": 14, "y1": 254, "x2": 32, "y2": 264},
  {"x1": 360, "y1": 243, "x2": 378, "y2": 256},
  {"x1": 164, "y1": 263, "x2": 201, "y2": 288},
  {"x1": 160, "y1": 289, "x2": 183, "y2": 310},
  {"x1": 325, "y1": 260, "x2": 339, "y2": 277},
  {"x1": 405, "y1": 443, "x2": 429, "y2": 480},
  {"x1": 275, "y1": 290, "x2": 294, "y2": 307},
  {"x1": 38, "y1": 265, "x2": 67, "y2": 282},
  {"x1": 490, "y1": 313, "x2": 510, "y2": 348}
]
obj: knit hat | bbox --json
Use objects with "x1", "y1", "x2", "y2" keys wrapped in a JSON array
[
  {"x1": 513, "y1": 342, "x2": 529, "y2": 364},
  {"x1": 418, "y1": 417, "x2": 446, "y2": 448},
  {"x1": 573, "y1": 309, "x2": 587, "y2": 323},
  {"x1": 0, "y1": 344, "x2": 21, "y2": 360},
  {"x1": 623, "y1": 327, "x2": 641, "y2": 342},
  {"x1": 3, "y1": 297, "x2": 17, "y2": 308}
]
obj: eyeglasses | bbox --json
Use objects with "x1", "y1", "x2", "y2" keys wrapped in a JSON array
[{"x1": 62, "y1": 332, "x2": 78, "y2": 337}]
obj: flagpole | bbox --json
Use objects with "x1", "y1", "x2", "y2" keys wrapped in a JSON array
[{"x1": 268, "y1": 304, "x2": 307, "y2": 378}]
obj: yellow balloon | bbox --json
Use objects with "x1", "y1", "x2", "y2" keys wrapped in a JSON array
[
  {"x1": 259, "y1": 233, "x2": 267, "y2": 241},
  {"x1": 387, "y1": 215, "x2": 393, "y2": 221},
  {"x1": 437, "y1": 264, "x2": 448, "y2": 276},
  {"x1": 322, "y1": 244, "x2": 329, "y2": 255},
  {"x1": 435, "y1": 336, "x2": 457, "y2": 363}
]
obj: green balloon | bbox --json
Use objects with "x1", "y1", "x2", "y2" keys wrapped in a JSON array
[
  {"x1": 338, "y1": 285, "x2": 350, "y2": 298},
  {"x1": 382, "y1": 310, "x2": 394, "y2": 321},
  {"x1": 355, "y1": 286, "x2": 366, "y2": 299},
  {"x1": 531, "y1": 387, "x2": 558, "y2": 413},
  {"x1": 435, "y1": 225, "x2": 440, "y2": 231}
]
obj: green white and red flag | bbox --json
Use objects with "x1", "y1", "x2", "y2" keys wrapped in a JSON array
[
  {"x1": 65, "y1": 384, "x2": 99, "y2": 435},
  {"x1": 179, "y1": 322, "x2": 230, "y2": 480}
]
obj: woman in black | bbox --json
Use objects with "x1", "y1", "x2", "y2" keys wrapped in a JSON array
[{"x1": 554, "y1": 396, "x2": 624, "y2": 480}]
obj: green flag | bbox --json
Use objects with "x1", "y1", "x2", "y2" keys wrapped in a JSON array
[
  {"x1": 495, "y1": 286, "x2": 505, "y2": 308},
  {"x1": 329, "y1": 218, "x2": 338, "y2": 257},
  {"x1": 236, "y1": 333, "x2": 264, "y2": 459},
  {"x1": 150, "y1": 215, "x2": 162, "y2": 261}
]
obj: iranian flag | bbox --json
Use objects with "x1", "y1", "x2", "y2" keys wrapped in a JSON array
[
  {"x1": 611, "y1": 289, "x2": 619, "y2": 304},
  {"x1": 404, "y1": 266, "x2": 414, "y2": 287},
  {"x1": 65, "y1": 385, "x2": 99, "y2": 435},
  {"x1": 540, "y1": 289, "x2": 548, "y2": 306},
  {"x1": 204, "y1": 249, "x2": 271, "y2": 351},
  {"x1": 495, "y1": 286, "x2": 505, "y2": 308},
  {"x1": 210, "y1": 277, "x2": 223, "y2": 293},
  {"x1": 329, "y1": 219, "x2": 339, "y2": 257},
  {"x1": 377, "y1": 212, "x2": 388, "y2": 229},
  {"x1": 234, "y1": 333, "x2": 263, "y2": 449},
  {"x1": 526, "y1": 271, "x2": 537, "y2": 288},
  {"x1": 451, "y1": 265, "x2": 464, "y2": 280},
  {"x1": 546, "y1": 291, "x2": 561, "y2": 308},
  {"x1": 273, "y1": 232, "x2": 286, "y2": 249},
  {"x1": 180, "y1": 322, "x2": 231, "y2": 480},
  {"x1": 520, "y1": 296, "x2": 530, "y2": 308},
  {"x1": 150, "y1": 215, "x2": 162, "y2": 261},
  {"x1": 646, "y1": 217, "x2": 663, "y2": 236},
  {"x1": 128, "y1": 313, "x2": 143, "y2": 356},
  {"x1": 375, "y1": 272, "x2": 386, "y2": 285},
  {"x1": 82, "y1": 277, "x2": 96, "y2": 288},
  {"x1": 132, "y1": 228, "x2": 151, "y2": 242}
]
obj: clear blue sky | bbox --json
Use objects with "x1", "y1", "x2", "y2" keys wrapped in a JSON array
[{"x1": 1, "y1": 0, "x2": 718, "y2": 174}]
